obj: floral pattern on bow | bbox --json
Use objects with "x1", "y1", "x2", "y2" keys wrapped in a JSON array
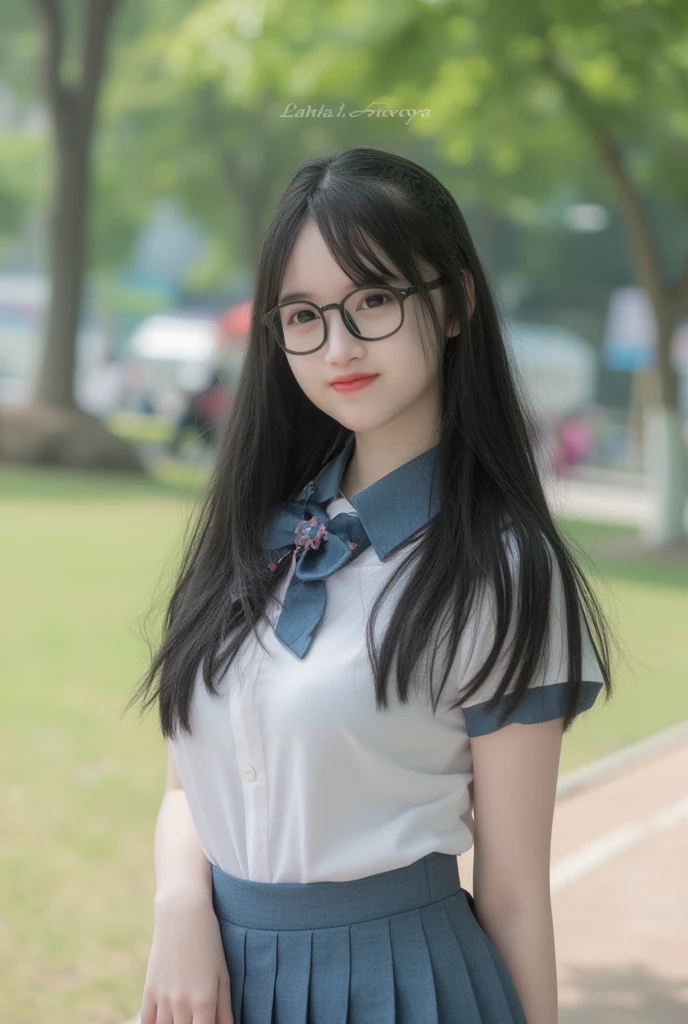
[{"x1": 294, "y1": 515, "x2": 328, "y2": 552}]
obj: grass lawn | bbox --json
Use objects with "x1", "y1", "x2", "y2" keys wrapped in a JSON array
[{"x1": 1, "y1": 463, "x2": 686, "y2": 1024}]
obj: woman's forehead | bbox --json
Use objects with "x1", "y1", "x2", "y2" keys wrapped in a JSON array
[{"x1": 280, "y1": 218, "x2": 434, "y2": 294}]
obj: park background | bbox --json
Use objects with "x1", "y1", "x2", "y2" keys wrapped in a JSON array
[{"x1": 0, "y1": 1, "x2": 687, "y2": 1021}]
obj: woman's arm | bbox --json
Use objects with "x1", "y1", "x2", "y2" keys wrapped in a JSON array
[
  {"x1": 154, "y1": 744, "x2": 213, "y2": 906},
  {"x1": 140, "y1": 746, "x2": 234, "y2": 1023},
  {"x1": 469, "y1": 717, "x2": 564, "y2": 1024}
]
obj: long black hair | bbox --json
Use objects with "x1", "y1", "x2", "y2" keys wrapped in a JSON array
[{"x1": 124, "y1": 145, "x2": 617, "y2": 740}]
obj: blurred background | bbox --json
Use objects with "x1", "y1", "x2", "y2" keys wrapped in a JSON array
[{"x1": 1, "y1": 2, "x2": 687, "y2": 1022}]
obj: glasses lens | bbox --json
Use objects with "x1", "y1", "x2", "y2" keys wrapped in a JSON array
[
  {"x1": 274, "y1": 301, "x2": 325, "y2": 353},
  {"x1": 342, "y1": 287, "x2": 402, "y2": 340}
]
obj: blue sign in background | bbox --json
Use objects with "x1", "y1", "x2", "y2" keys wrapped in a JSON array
[
  {"x1": 602, "y1": 286, "x2": 656, "y2": 372},
  {"x1": 602, "y1": 286, "x2": 688, "y2": 374}
]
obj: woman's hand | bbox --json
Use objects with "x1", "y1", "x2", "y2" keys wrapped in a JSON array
[{"x1": 139, "y1": 890, "x2": 234, "y2": 1024}]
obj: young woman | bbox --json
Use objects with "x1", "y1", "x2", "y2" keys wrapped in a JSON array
[{"x1": 128, "y1": 146, "x2": 616, "y2": 1024}]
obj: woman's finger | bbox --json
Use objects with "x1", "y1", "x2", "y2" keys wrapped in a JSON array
[{"x1": 214, "y1": 968, "x2": 234, "y2": 1024}]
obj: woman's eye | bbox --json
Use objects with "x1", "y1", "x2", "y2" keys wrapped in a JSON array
[
  {"x1": 287, "y1": 308, "x2": 316, "y2": 326},
  {"x1": 360, "y1": 292, "x2": 390, "y2": 309}
]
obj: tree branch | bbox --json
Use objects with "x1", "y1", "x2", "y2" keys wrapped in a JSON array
[
  {"x1": 31, "y1": 0, "x2": 68, "y2": 125},
  {"x1": 539, "y1": 35, "x2": 666, "y2": 312},
  {"x1": 79, "y1": 0, "x2": 120, "y2": 133}
]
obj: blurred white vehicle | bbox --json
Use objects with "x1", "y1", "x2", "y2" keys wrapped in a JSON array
[{"x1": 123, "y1": 313, "x2": 228, "y2": 418}]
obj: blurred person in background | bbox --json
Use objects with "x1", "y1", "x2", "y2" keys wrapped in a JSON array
[
  {"x1": 168, "y1": 368, "x2": 233, "y2": 456},
  {"x1": 558, "y1": 409, "x2": 595, "y2": 473}
]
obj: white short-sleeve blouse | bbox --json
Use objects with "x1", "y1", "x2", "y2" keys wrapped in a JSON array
[{"x1": 170, "y1": 441, "x2": 604, "y2": 883}]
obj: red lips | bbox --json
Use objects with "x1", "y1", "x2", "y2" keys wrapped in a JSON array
[
  {"x1": 330, "y1": 374, "x2": 379, "y2": 393},
  {"x1": 329, "y1": 373, "x2": 378, "y2": 384}
]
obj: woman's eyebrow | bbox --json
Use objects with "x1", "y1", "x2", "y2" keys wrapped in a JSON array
[
  {"x1": 278, "y1": 289, "x2": 313, "y2": 303},
  {"x1": 278, "y1": 277, "x2": 402, "y2": 304}
]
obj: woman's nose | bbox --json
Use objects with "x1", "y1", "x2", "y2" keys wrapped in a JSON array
[{"x1": 324, "y1": 308, "x2": 364, "y2": 351}]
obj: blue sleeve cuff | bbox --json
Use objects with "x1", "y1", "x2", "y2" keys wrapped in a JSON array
[{"x1": 463, "y1": 680, "x2": 603, "y2": 738}]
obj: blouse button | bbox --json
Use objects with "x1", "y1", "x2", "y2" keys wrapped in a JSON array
[{"x1": 242, "y1": 764, "x2": 257, "y2": 782}]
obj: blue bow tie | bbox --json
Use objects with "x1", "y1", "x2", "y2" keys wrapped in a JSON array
[
  {"x1": 233, "y1": 435, "x2": 442, "y2": 658},
  {"x1": 260, "y1": 499, "x2": 372, "y2": 656}
]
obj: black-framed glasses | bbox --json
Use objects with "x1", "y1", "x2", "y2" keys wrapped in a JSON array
[{"x1": 263, "y1": 275, "x2": 449, "y2": 354}]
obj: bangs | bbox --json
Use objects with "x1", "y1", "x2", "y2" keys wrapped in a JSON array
[{"x1": 308, "y1": 179, "x2": 427, "y2": 289}]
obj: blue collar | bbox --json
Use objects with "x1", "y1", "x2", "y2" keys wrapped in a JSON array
[{"x1": 299, "y1": 434, "x2": 442, "y2": 559}]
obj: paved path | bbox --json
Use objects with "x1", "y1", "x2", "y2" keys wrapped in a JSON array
[
  {"x1": 458, "y1": 730, "x2": 688, "y2": 1022},
  {"x1": 541, "y1": 466, "x2": 687, "y2": 531},
  {"x1": 545, "y1": 475, "x2": 653, "y2": 526}
]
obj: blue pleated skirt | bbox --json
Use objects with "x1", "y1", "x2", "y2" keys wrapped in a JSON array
[{"x1": 211, "y1": 851, "x2": 527, "y2": 1023}]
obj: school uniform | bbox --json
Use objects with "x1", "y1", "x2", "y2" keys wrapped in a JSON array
[{"x1": 170, "y1": 434, "x2": 604, "y2": 1023}]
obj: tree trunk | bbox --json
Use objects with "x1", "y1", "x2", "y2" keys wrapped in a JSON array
[
  {"x1": 9, "y1": 0, "x2": 147, "y2": 475},
  {"x1": 642, "y1": 403, "x2": 688, "y2": 545},
  {"x1": 641, "y1": 314, "x2": 688, "y2": 545},
  {"x1": 35, "y1": 130, "x2": 90, "y2": 408},
  {"x1": 628, "y1": 368, "x2": 659, "y2": 453}
]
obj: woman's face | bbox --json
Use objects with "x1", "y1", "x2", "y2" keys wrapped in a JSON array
[{"x1": 276, "y1": 217, "x2": 455, "y2": 439}]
